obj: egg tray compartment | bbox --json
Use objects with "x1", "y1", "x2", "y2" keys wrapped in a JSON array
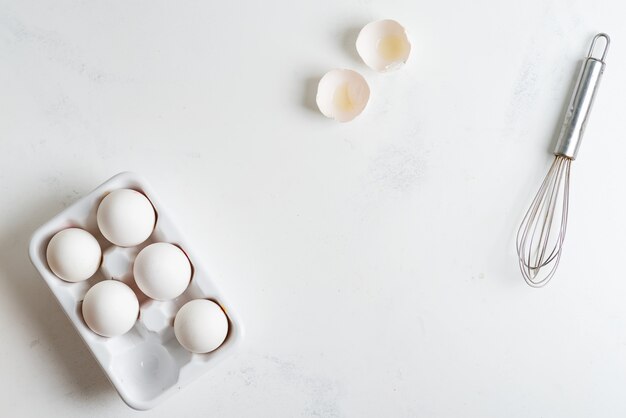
[{"x1": 28, "y1": 172, "x2": 244, "y2": 410}]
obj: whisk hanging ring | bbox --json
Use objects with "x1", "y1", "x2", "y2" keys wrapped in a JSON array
[{"x1": 588, "y1": 33, "x2": 610, "y2": 61}]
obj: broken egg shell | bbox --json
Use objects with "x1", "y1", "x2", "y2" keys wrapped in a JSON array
[
  {"x1": 316, "y1": 69, "x2": 370, "y2": 123},
  {"x1": 356, "y1": 19, "x2": 411, "y2": 72}
]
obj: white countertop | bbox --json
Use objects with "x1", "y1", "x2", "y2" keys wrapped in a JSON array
[{"x1": 2, "y1": 0, "x2": 626, "y2": 416}]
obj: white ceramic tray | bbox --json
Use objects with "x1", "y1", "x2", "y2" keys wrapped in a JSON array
[{"x1": 29, "y1": 172, "x2": 244, "y2": 410}]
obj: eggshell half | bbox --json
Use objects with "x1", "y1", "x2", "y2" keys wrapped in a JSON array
[
  {"x1": 316, "y1": 69, "x2": 370, "y2": 122},
  {"x1": 356, "y1": 19, "x2": 411, "y2": 72}
]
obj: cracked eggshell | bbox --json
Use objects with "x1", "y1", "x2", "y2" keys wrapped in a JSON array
[
  {"x1": 316, "y1": 69, "x2": 370, "y2": 123},
  {"x1": 356, "y1": 19, "x2": 411, "y2": 72}
]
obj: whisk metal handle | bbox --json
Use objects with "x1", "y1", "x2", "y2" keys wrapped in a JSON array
[{"x1": 554, "y1": 33, "x2": 609, "y2": 160}]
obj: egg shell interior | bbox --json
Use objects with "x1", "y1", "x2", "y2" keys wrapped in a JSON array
[
  {"x1": 316, "y1": 69, "x2": 370, "y2": 122},
  {"x1": 356, "y1": 19, "x2": 411, "y2": 72},
  {"x1": 29, "y1": 172, "x2": 243, "y2": 410}
]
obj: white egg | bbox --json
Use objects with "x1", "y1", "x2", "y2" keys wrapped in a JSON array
[
  {"x1": 356, "y1": 19, "x2": 411, "y2": 72},
  {"x1": 316, "y1": 69, "x2": 370, "y2": 123},
  {"x1": 133, "y1": 243, "x2": 191, "y2": 301},
  {"x1": 46, "y1": 228, "x2": 102, "y2": 282},
  {"x1": 82, "y1": 280, "x2": 139, "y2": 337},
  {"x1": 97, "y1": 189, "x2": 156, "y2": 247},
  {"x1": 174, "y1": 299, "x2": 229, "y2": 353}
]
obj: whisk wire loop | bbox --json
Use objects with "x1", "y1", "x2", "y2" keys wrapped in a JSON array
[{"x1": 516, "y1": 156, "x2": 571, "y2": 287}]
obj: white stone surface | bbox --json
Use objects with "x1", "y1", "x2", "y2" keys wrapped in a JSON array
[{"x1": 1, "y1": 0, "x2": 625, "y2": 416}]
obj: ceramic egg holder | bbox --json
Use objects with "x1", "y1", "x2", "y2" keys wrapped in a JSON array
[{"x1": 29, "y1": 172, "x2": 244, "y2": 410}]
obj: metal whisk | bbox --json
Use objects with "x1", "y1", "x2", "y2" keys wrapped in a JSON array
[{"x1": 516, "y1": 33, "x2": 610, "y2": 288}]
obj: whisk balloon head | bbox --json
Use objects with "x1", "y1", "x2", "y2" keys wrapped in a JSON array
[{"x1": 516, "y1": 156, "x2": 571, "y2": 287}]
